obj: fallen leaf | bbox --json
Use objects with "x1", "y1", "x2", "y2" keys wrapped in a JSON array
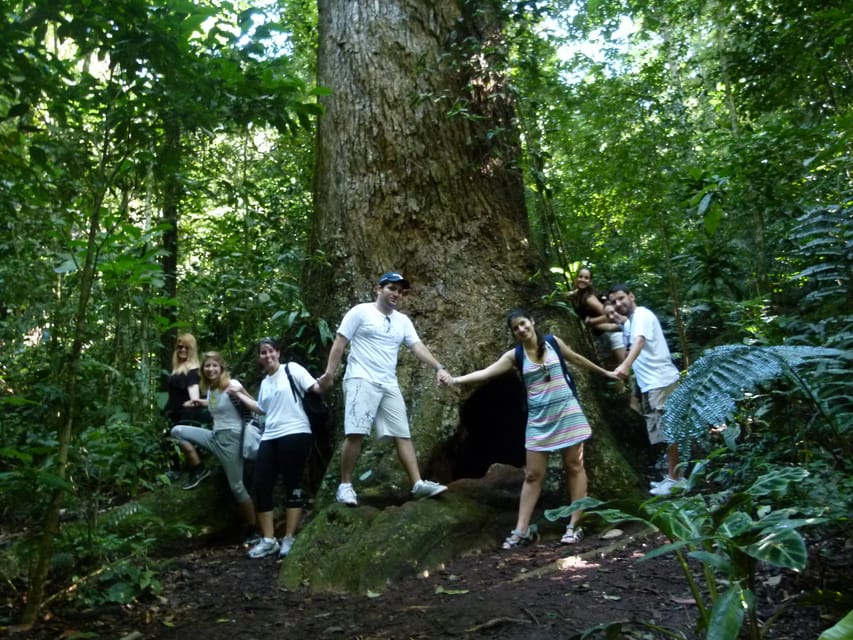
[
  {"x1": 600, "y1": 528, "x2": 624, "y2": 540},
  {"x1": 435, "y1": 585, "x2": 470, "y2": 595}
]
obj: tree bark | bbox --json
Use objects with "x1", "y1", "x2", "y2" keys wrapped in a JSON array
[{"x1": 304, "y1": 0, "x2": 638, "y2": 496}]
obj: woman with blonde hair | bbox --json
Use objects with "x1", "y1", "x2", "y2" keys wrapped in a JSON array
[
  {"x1": 165, "y1": 333, "x2": 205, "y2": 426},
  {"x1": 171, "y1": 352, "x2": 257, "y2": 531}
]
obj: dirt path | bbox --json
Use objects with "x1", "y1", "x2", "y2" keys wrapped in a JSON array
[{"x1": 18, "y1": 523, "x2": 839, "y2": 640}]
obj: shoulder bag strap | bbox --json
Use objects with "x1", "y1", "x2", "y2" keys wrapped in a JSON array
[
  {"x1": 544, "y1": 334, "x2": 580, "y2": 399},
  {"x1": 284, "y1": 364, "x2": 302, "y2": 402}
]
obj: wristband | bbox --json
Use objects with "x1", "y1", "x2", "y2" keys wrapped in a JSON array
[{"x1": 435, "y1": 364, "x2": 445, "y2": 371}]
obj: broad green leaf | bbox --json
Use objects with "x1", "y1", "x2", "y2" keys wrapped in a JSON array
[
  {"x1": 747, "y1": 468, "x2": 809, "y2": 498},
  {"x1": 718, "y1": 511, "x2": 755, "y2": 538},
  {"x1": 707, "y1": 585, "x2": 745, "y2": 640},
  {"x1": 818, "y1": 609, "x2": 853, "y2": 640},
  {"x1": 743, "y1": 527, "x2": 807, "y2": 570},
  {"x1": 688, "y1": 550, "x2": 734, "y2": 574},
  {"x1": 544, "y1": 497, "x2": 605, "y2": 522}
]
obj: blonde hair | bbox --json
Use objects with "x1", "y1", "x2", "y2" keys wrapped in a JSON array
[
  {"x1": 171, "y1": 333, "x2": 200, "y2": 374},
  {"x1": 199, "y1": 352, "x2": 232, "y2": 394}
]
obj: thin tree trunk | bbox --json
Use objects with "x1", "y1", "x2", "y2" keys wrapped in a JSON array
[
  {"x1": 20, "y1": 136, "x2": 109, "y2": 627},
  {"x1": 158, "y1": 116, "x2": 182, "y2": 372}
]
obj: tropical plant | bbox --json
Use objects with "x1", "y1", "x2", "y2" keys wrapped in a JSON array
[
  {"x1": 547, "y1": 467, "x2": 826, "y2": 640},
  {"x1": 661, "y1": 344, "x2": 851, "y2": 459}
]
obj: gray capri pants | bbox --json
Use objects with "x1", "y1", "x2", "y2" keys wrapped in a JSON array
[{"x1": 170, "y1": 425, "x2": 249, "y2": 502}]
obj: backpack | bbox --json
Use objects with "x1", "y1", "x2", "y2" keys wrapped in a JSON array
[
  {"x1": 513, "y1": 334, "x2": 580, "y2": 406},
  {"x1": 284, "y1": 363, "x2": 330, "y2": 434}
]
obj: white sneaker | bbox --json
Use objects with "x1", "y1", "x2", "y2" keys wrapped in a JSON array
[
  {"x1": 336, "y1": 483, "x2": 358, "y2": 506},
  {"x1": 279, "y1": 535, "x2": 295, "y2": 558},
  {"x1": 412, "y1": 479, "x2": 447, "y2": 500},
  {"x1": 649, "y1": 476, "x2": 677, "y2": 496},
  {"x1": 247, "y1": 537, "x2": 280, "y2": 558}
]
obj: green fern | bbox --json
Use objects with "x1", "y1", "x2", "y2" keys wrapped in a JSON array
[{"x1": 662, "y1": 344, "x2": 850, "y2": 446}]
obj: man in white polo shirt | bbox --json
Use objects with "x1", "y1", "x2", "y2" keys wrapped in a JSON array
[
  {"x1": 608, "y1": 284, "x2": 682, "y2": 496},
  {"x1": 318, "y1": 271, "x2": 452, "y2": 506}
]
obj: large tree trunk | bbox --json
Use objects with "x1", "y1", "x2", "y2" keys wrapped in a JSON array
[{"x1": 304, "y1": 0, "x2": 638, "y2": 499}]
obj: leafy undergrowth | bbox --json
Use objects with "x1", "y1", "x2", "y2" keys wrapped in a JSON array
[{"x1": 9, "y1": 523, "x2": 848, "y2": 640}]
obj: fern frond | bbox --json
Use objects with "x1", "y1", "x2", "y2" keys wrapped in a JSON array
[
  {"x1": 102, "y1": 502, "x2": 150, "y2": 527},
  {"x1": 662, "y1": 344, "x2": 847, "y2": 445}
]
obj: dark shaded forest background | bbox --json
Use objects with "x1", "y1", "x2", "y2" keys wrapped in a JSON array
[{"x1": 1, "y1": 0, "x2": 850, "y2": 634}]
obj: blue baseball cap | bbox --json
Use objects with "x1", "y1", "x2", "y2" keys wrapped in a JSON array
[{"x1": 378, "y1": 271, "x2": 411, "y2": 289}]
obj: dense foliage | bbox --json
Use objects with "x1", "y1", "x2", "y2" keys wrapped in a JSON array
[{"x1": 1, "y1": 0, "x2": 850, "y2": 630}]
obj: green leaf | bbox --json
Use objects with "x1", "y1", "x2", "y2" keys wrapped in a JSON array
[
  {"x1": 707, "y1": 585, "x2": 745, "y2": 640},
  {"x1": 688, "y1": 550, "x2": 734, "y2": 574},
  {"x1": 743, "y1": 527, "x2": 807, "y2": 570},
  {"x1": 819, "y1": 609, "x2": 853, "y2": 640},
  {"x1": 717, "y1": 511, "x2": 755, "y2": 538}
]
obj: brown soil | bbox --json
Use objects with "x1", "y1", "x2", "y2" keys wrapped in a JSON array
[{"x1": 16, "y1": 525, "x2": 844, "y2": 640}]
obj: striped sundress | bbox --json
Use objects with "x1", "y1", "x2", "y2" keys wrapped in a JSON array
[{"x1": 522, "y1": 342, "x2": 592, "y2": 451}]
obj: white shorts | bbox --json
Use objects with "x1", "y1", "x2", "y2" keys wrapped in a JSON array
[
  {"x1": 595, "y1": 330, "x2": 625, "y2": 353},
  {"x1": 343, "y1": 378, "x2": 411, "y2": 439}
]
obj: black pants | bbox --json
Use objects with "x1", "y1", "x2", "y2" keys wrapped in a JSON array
[{"x1": 253, "y1": 433, "x2": 313, "y2": 512}]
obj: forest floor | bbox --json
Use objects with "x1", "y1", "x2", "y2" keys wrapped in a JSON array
[{"x1": 12, "y1": 521, "x2": 848, "y2": 640}]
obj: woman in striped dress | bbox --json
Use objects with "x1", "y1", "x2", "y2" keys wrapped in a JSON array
[{"x1": 449, "y1": 310, "x2": 618, "y2": 548}]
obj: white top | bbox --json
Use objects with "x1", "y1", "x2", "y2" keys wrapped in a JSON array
[
  {"x1": 256, "y1": 362, "x2": 315, "y2": 439},
  {"x1": 628, "y1": 306, "x2": 680, "y2": 392},
  {"x1": 337, "y1": 302, "x2": 420, "y2": 385},
  {"x1": 207, "y1": 381, "x2": 244, "y2": 432}
]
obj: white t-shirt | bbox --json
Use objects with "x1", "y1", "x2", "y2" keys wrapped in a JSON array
[
  {"x1": 337, "y1": 302, "x2": 420, "y2": 385},
  {"x1": 628, "y1": 306, "x2": 680, "y2": 392},
  {"x1": 257, "y1": 362, "x2": 315, "y2": 439}
]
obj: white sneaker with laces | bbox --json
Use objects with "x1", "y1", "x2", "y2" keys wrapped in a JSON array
[
  {"x1": 336, "y1": 483, "x2": 358, "y2": 506},
  {"x1": 247, "y1": 537, "x2": 280, "y2": 559},
  {"x1": 279, "y1": 535, "x2": 295, "y2": 558},
  {"x1": 649, "y1": 476, "x2": 677, "y2": 496},
  {"x1": 411, "y1": 479, "x2": 447, "y2": 500}
]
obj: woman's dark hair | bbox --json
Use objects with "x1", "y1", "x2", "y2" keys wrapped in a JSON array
[
  {"x1": 574, "y1": 267, "x2": 601, "y2": 317},
  {"x1": 505, "y1": 309, "x2": 546, "y2": 361},
  {"x1": 257, "y1": 337, "x2": 280, "y2": 353}
]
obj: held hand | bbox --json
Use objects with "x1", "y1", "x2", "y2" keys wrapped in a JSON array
[
  {"x1": 613, "y1": 364, "x2": 630, "y2": 380},
  {"x1": 436, "y1": 368, "x2": 453, "y2": 386},
  {"x1": 316, "y1": 372, "x2": 335, "y2": 392}
]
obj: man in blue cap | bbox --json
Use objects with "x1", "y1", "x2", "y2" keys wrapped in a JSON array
[{"x1": 318, "y1": 271, "x2": 453, "y2": 505}]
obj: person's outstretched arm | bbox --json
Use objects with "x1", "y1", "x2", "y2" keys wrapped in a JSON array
[
  {"x1": 554, "y1": 336, "x2": 619, "y2": 380},
  {"x1": 450, "y1": 350, "x2": 515, "y2": 386},
  {"x1": 317, "y1": 333, "x2": 349, "y2": 392},
  {"x1": 410, "y1": 341, "x2": 454, "y2": 384}
]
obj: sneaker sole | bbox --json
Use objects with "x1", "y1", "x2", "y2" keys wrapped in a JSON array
[{"x1": 413, "y1": 485, "x2": 447, "y2": 500}]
